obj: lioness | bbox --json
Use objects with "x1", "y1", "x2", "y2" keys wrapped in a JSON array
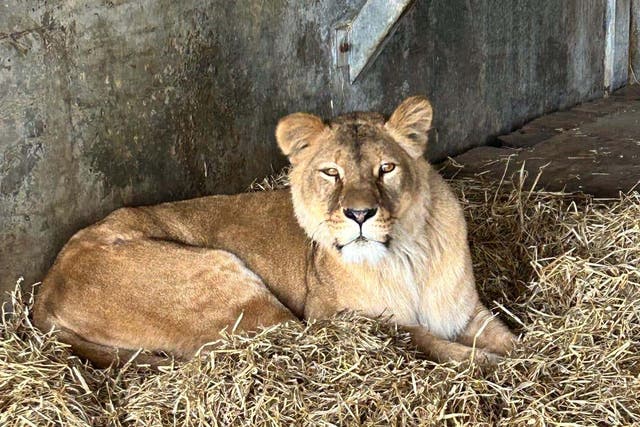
[{"x1": 33, "y1": 96, "x2": 515, "y2": 367}]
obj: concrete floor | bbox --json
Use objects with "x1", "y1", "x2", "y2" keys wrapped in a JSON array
[{"x1": 440, "y1": 85, "x2": 640, "y2": 197}]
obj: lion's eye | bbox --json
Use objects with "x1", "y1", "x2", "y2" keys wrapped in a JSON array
[
  {"x1": 379, "y1": 163, "x2": 396, "y2": 174},
  {"x1": 321, "y1": 168, "x2": 340, "y2": 178}
]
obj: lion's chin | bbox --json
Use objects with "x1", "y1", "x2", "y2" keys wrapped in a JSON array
[{"x1": 339, "y1": 239, "x2": 388, "y2": 265}]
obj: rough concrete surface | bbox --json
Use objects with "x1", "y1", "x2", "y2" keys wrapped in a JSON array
[
  {"x1": 1, "y1": 1, "x2": 606, "y2": 298},
  {"x1": 633, "y1": 0, "x2": 640, "y2": 82},
  {"x1": 605, "y1": 0, "x2": 630, "y2": 91},
  {"x1": 441, "y1": 85, "x2": 640, "y2": 197}
]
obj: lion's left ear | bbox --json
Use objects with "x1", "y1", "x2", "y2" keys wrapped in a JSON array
[
  {"x1": 385, "y1": 96, "x2": 433, "y2": 159},
  {"x1": 276, "y1": 113, "x2": 326, "y2": 165}
]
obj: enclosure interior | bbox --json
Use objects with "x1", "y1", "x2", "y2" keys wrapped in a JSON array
[{"x1": 0, "y1": 0, "x2": 631, "y2": 299}]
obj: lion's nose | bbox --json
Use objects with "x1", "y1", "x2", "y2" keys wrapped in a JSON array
[{"x1": 343, "y1": 208, "x2": 377, "y2": 225}]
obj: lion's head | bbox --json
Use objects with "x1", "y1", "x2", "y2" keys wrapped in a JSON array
[{"x1": 276, "y1": 96, "x2": 434, "y2": 265}]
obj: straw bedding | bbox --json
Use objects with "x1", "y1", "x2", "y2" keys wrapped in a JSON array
[{"x1": 1, "y1": 170, "x2": 638, "y2": 426}]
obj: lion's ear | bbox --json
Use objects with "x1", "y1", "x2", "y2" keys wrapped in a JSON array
[
  {"x1": 276, "y1": 113, "x2": 326, "y2": 164},
  {"x1": 385, "y1": 96, "x2": 433, "y2": 159}
]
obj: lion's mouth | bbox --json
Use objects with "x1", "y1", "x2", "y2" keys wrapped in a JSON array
[
  {"x1": 335, "y1": 236, "x2": 391, "y2": 265},
  {"x1": 335, "y1": 235, "x2": 390, "y2": 251}
]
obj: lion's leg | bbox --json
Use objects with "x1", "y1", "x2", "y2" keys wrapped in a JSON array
[
  {"x1": 455, "y1": 302, "x2": 517, "y2": 355},
  {"x1": 403, "y1": 325, "x2": 502, "y2": 365},
  {"x1": 34, "y1": 237, "x2": 296, "y2": 366},
  {"x1": 37, "y1": 322, "x2": 174, "y2": 369}
]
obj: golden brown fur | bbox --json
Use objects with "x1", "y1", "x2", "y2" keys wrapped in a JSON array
[{"x1": 33, "y1": 97, "x2": 516, "y2": 367}]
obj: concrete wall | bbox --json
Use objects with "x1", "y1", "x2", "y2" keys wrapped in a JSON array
[
  {"x1": 632, "y1": 0, "x2": 640, "y2": 82},
  {"x1": 0, "y1": 0, "x2": 606, "y2": 299},
  {"x1": 605, "y1": 0, "x2": 630, "y2": 91}
]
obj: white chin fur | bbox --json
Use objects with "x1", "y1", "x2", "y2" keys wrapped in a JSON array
[{"x1": 340, "y1": 240, "x2": 388, "y2": 265}]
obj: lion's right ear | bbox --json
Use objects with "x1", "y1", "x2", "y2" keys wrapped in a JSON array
[{"x1": 276, "y1": 113, "x2": 326, "y2": 164}]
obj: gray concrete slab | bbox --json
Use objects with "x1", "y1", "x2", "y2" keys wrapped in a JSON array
[{"x1": 441, "y1": 85, "x2": 640, "y2": 197}]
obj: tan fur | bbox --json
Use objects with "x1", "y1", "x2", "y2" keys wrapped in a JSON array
[{"x1": 33, "y1": 96, "x2": 516, "y2": 367}]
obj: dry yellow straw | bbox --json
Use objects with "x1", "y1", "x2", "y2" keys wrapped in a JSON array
[{"x1": 1, "y1": 168, "x2": 638, "y2": 426}]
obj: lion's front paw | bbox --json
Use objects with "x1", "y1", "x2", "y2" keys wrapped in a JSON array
[
  {"x1": 471, "y1": 348, "x2": 504, "y2": 366},
  {"x1": 441, "y1": 342, "x2": 503, "y2": 366},
  {"x1": 483, "y1": 331, "x2": 519, "y2": 356}
]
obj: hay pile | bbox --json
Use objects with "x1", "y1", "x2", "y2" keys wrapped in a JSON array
[{"x1": 1, "y1": 171, "x2": 639, "y2": 426}]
